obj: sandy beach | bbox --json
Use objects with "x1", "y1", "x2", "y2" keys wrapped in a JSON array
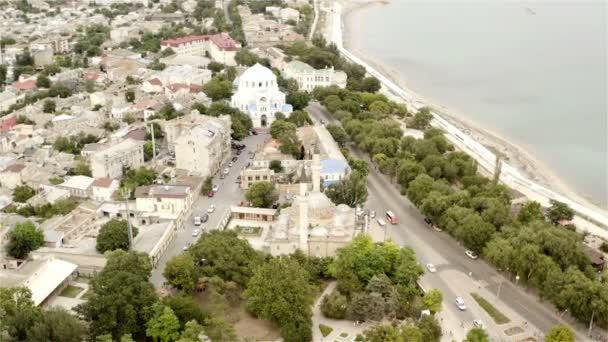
[{"x1": 337, "y1": 0, "x2": 606, "y2": 212}]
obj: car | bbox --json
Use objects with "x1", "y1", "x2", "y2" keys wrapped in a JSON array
[
  {"x1": 473, "y1": 320, "x2": 484, "y2": 329},
  {"x1": 207, "y1": 191, "x2": 215, "y2": 197},
  {"x1": 465, "y1": 250, "x2": 479, "y2": 260},
  {"x1": 426, "y1": 263, "x2": 437, "y2": 273},
  {"x1": 251, "y1": 130, "x2": 258, "y2": 135},
  {"x1": 207, "y1": 205, "x2": 215, "y2": 213},
  {"x1": 193, "y1": 216, "x2": 201, "y2": 226},
  {"x1": 183, "y1": 243, "x2": 192, "y2": 251},
  {"x1": 455, "y1": 297, "x2": 467, "y2": 311},
  {"x1": 192, "y1": 229, "x2": 201, "y2": 237},
  {"x1": 220, "y1": 174, "x2": 226, "y2": 179},
  {"x1": 212, "y1": 185, "x2": 219, "y2": 192},
  {"x1": 223, "y1": 168, "x2": 229, "y2": 174},
  {"x1": 236, "y1": 149, "x2": 242, "y2": 155},
  {"x1": 201, "y1": 214, "x2": 209, "y2": 222},
  {"x1": 424, "y1": 217, "x2": 432, "y2": 225},
  {"x1": 377, "y1": 219, "x2": 386, "y2": 227},
  {"x1": 320, "y1": 119, "x2": 325, "y2": 124},
  {"x1": 432, "y1": 225, "x2": 443, "y2": 232},
  {"x1": 370, "y1": 210, "x2": 376, "y2": 218},
  {"x1": 232, "y1": 156, "x2": 238, "y2": 162},
  {"x1": 228, "y1": 162, "x2": 234, "y2": 167}
]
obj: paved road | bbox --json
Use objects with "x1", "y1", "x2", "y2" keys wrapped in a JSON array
[
  {"x1": 307, "y1": 102, "x2": 591, "y2": 341},
  {"x1": 151, "y1": 132, "x2": 267, "y2": 286}
]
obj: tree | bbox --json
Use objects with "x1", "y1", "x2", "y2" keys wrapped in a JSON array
[
  {"x1": 162, "y1": 295, "x2": 206, "y2": 329},
  {"x1": 270, "y1": 119, "x2": 297, "y2": 139},
  {"x1": 125, "y1": 90, "x2": 135, "y2": 103},
  {"x1": 320, "y1": 289, "x2": 348, "y2": 319},
  {"x1": 326, "y1": 124, "x2": 348, "y2": 146},
  {"x1": 545, "y1": 325, "x2": 574, "y2": 342},
  {"x1": 202, "y1": 77, "x2": 232, "y2": 101},
  {"x1": 48, "y1": 83, "x2": 72, "y2": 98},
  {"x1": 201, "y1": 176, "x2": 213, "y2": 194},
  {"x1": 269, "y1": 160, "x2": 283, "y2": 173},
  {"x1": 189, "y1": 230, "x2": 262, "y2": 286},
  {"x1": 325, "y1": 171, "x2": 368, "y2": 207},
  {"x1": 144, "y1": 141, "x2": 154, "y2": 161},
  {"x1": 245, "y1": 181, "x2": 278, "y2": 208},
  {"x1": 517, "y1": 201, "x2": 546, "y2": 224},
  {"x1": 411, "y1": 107, "x2": 433, "y2": 130},
  {"x1": 547, "y1": 200, "x2": 574, "y2": 224},
  {"x1": 417, "y1": 315, "x2": 442, "y2": 342},
  {"x1": 164, "y1": 253, "x2": 197, "y2": 293},
  {"x1": 286, "y1": 91, "x2": 310, "y2": 111},
  {"x1": 349, "y1": 292, "x2": 385, "y2": 321},
  {"x1": 422, "y1": 289, "x2": 443, "y2": 313},
  {"x1": 463, "y1": 328, "x2": 489, "y2": 342},
  {"x1": 179, "y1": 320, "x2": 204, "y2": 341},
  {"x1": 406, "y1": 174, "x2": 435, "y2": 206},
  {"x1": 355, "y1": 324, "x2": 402, "y2": 342},
  {"x1": 74, "y1": 161, "x2": 92, "y2": 176},
  {"x1": 26, "y1": 307, "x2": 87, "y2": 342},
  {"x1": 96, "y1": 219, "x2": 138, "y2": 253},
  {"x1": 207, "y1": 61, "x2": 224, "y2": 73},
  {"x1": 43, "y1": 99, "x2": 56, "y2": 113},
  {"x1": 244, "y1": 258, "x2": 313, "y2": 342},
  {"x1": 6, "y1": 221, "x2": 44, "y2": 259},
  {"x1": 13, "y1": 184, "x2": 35, "y2": 202},
  {"x1": 287, "y1": 109, "x2": 312, "y2": 126},
  {"x1": 234, "y1": 49, "x2": 259, "y2": 66},
  {"x1": 36, "y1": 74, "x2": 51, "y2": 88},
  {"x1": 76, "y1": 250, "x2": 157, "y2": 340},
  {"x1": 0, "y1": 287, "x2": 41, "y2": 341},
  {"x1": 146, "y1": 304, "x2": 181, "y2": 342}
]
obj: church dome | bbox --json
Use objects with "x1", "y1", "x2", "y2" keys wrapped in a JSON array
[{"x1": 238, "y1": 63, "x2": 278, "y2": 90}]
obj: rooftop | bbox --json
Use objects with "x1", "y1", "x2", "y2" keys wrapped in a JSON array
[
  {"x1": 135, "y1": 185, "x2": 191, "y2": 199},
  {"x1": 60, "y1": 175, "x2": 95, "y2": 191}
]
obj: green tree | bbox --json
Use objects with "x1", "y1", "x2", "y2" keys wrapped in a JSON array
[
  {"x1": 545, "y1": 325, "x2": 574, "y2": 342},
  {"x1": 417, "y1": 315, "x2": 442, "y2": 342},
  {"x1": 463, "y1": 328, "x2": 489, "y2": 342},
  {"x1": 547, "y1": 200, "x2": 574, "y2": 224},
  {"x1": 7, "y1": 221, "x2": 44, "y2": 259},
  {"x1": 0, "y1": 287, "x2": 41, "y2": 341},
  {"x1": 411, "y1": 107, "x2": 433, "y2": 130},
  {"x1": 286, "y1": 91, "x2": 310, "y2": 111},
  {"x1": 202, "y1": 77, "x2": 233, "y2": 101},
  {"x1": 207, "y1": 61, "x2": 224, "y2": 73},
  {"x1": 125, "y1": 90, "x2": 135, "y2": 103},
  {"x1": 269, "y1": 160, "x2": 283, "y2": 173},
  {"x1": 76, "y1": 250, "x2": 157, "y2": 340},
  {"x1": 96, "y1": 219, "x2": 138, "y2": 253},
  {"x1": 36, "y1": 74, "x2": 51, "y2": 88},
  {"x1": 355, "y1": 324, "x2": 402, "y2": 342},
  {"x1": 326, "y1": 124, "x2": 348, "y2": 146},
  {"x1": 287, "y1": 109, "x2": 312, "y2": 127},
  {"x1": 201, "y1": 176, "x2": 213, "y2": 194},
  {"x1": 245, "y1": 181, "x2": 278, "y2": 208},
  {"x1": 407, "y1": 174, "x2": 435, "y2": 206},
  {"x1": 234, "y1": 49, "x2": 259, "y2": 66},
  {"x1": 189, "y1": 230, "x2": 262, "y2": 286},
  {"x1": 13, "y1": 184, "x2": 35, "y2": 202},
  {"x1": 74, "y1": 161, "x2": 92, "y2": 176},
  {"x1": 349, "y1": 292, "x2": 385, "y2": 321},
  {"x1": 517, "y1": 201, "x2": 545, "y2": 224},
  {"x1": 244, "y1": 258, "x2": 313, "y2": 342},
  {"x1": 162, "y1": 295, "x2": 206, "y2": 329},
  {"x1": 320, "y1": 289, "x2": 348, "y2": 319},
  {"x1": 179, "y1": 320, "x2": 204, "y2": 341},
  {"x1": 43, "y1": 99, "x2": 56, "y2": 113},
  {"x1": 325, "y1": 171, "x2": 368, "y2": 207},
  {"x1": 164, "y1": 253, "x2": 197, "y2": 293},
  {"x1": 48, "y1": 83, "x2": 72, "y2": 98},
  {"x1": 421, "y1": 289, "x2": 443, "y2": 313},
  {"x1": 26, "y1": 307, "x2": 87, "y2": 342},
  {"x1": 146, "y1": 304, "x2": 181, "y2": 342},
  {"x1": 144, "y1": 141, "x2": 154, "y2": 161}
]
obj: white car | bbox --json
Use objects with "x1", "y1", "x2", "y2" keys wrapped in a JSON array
[
  {"x1": 223, "y1": 168, "x2": 229, "y2": 175},
  {"x1": 377, "y1": 219, "x2": 386, "y2": 227},
  {"x1": 207, "y1": 205, "x2": 215, "y2": 213},
  {"x1": 193, "y1": 216, "x2": 201, "y2": 226},
  {"x1": 465, "y1": 250, "x2": 479, "y2": 260},
  {"x1": 183, "y1": 243, "x2": 192, "y2": 251},
  {"x1": 426, "y1": 263, "x2": 437, "y2": 273},
  {"x1": 228, "y1": 161, "x2": 234, "y2": 167},
  {"x1": 455, "y1": 297, "x2": 467, "y2": 311},
  {"x1": 370, "y1": 210, "x2": 376, "y2": 219},
  {"x1": 473, "y1": 320, "x2": 484, "y2": 329},
  {"x1": 192, "y1": 229, "x2": 201, "y2": 237},
  {"x1": 212, "y1": 185, "x2": 219, "y2": 192}
]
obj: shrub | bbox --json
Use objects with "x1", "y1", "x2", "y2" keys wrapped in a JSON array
[
  {"x1": 318, "y1": 324, "x2": 333, "y2": 337},
  {"x1": 320, "y1": 289, "x2": 348, "y2": 319}
]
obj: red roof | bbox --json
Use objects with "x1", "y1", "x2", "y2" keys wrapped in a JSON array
[
  {"x1": 93, "y1": 178, "x2": 114, "y2": 188},
  {"x1": 160, "y1": 33, "x2": 238, "y2": 51},
  {"x1": 14, "y1": 80, "x2": 37, "y2": 92},
  {"x1": 160, "y1": 35, "x2": 209, "y2": 47},
  {"x1": 3, "y1": 163, "x2": 26, "y2": 173},
  {"x1": 166, "y1": 83, "x2": 190, "y2": 93},
  {"x1": 189, "y1": 84, "x2": 202, "y2": 93},
  {"x1": 147, "y1": 78, "x2": 162, "y2": 86},
  {"x1": 209, "y1": 33, "x2": 238, "y2": 51}
]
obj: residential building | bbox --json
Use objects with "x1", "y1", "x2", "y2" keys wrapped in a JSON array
[
  {"x1": 90, "y1": 139, "x2": 145, "y2": 179},
  {"x1": 0, "y1": 91, "x2": 21, "y2": 112},
  {"x1": 231, "y1": 63, "x2": 293, "y2": 127},
  {"x1": 250, "y1": 46, "x2": 287, "y2": 70},
  {"x1": 110, "y1": 26, "x2": 139, "y2": 44},
  {"x1": 160, "y1": 33, "x2": 241, "y2": 66},
  {"x1": 0, "y1": 163, "x2": 25, "y2": 190},
  {"x1": 151, "y1": 65, "x2": 213, "y2": 86},
  {"x1": 135, "y1": 185, "x2": 193, "y2": 220},
  {"x1": 91, "y1": 178, "x2": 119, "y2": 202},
  {"x1": 240, "y1": 168, "x2": 275, "y2": 190},
  {"x1": 283, "y1": 60, "x2": 347, "y2": 91},
  {"x1": 32, "y1": 48, "x2": 54, "y2": 69},
  {"x1": 58, "y1": 175, "x2": 95, "y2": 198}
]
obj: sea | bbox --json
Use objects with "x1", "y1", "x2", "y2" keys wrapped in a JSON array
[{"x1": 349, "y1": 0, "x2": 608, "y2": 208}]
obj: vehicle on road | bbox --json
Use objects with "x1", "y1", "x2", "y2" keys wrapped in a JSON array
[
  {"x1": 223, "y1": 168, "x2": 229, "y2": 174},
  {"x1": 424, "y1": 217, "x2": 432, "y2": 225},
  {"x1": 465, "y1": 250, "x2": 479, "y2": 260},
  {"x1": 192, "y1": 229, "x2": 201, "y2": 237},
  {"x1": 432, "y1": 225, "x2": 443, "y2": 232},
  {"x1": 183, "y1": 243, "x2": 192, "y2": 251},
  {"x1": 386, "y1": 210, "x2": 398, "y2": 224},
  {"x1": 250, "y1": 130, "x2": 258, "y2": 135},
  {"x1": 208, "y1": 191, "x2": 215, "y2": 197},
  {"x1": 228, "y1": 162, "x2": 234, "y2": 167},
  {"x1": 201, "y1": 214, "x2": 209, "y2": 222},
  {"x1": 320, "y1": 119, "x2": 325, "y2": 124},
  {"x1": 220, "y1": 174, "x2": 225, "y2": 179},
  {"x1": 193, "y1": 216, "x2": 202, "y2": 226},
  {"x1": 370, "y1": 210, "x2": 376, "y2": 218},
  {"x1": 236, "y1": 149, "x2": 242, "y2": 155},
  {"x1": 426, "y1": 263, "x2": 436, "y2": 273},
  {"x1": 207, "y1": 205, "x2": 215, "y2": 213},
  {"x1": 473, "y1": 320, "x2": 484, "y2": 329},
  {"x1": 455, "y1": 297, "x2": 467, "y2": 311},
  {"x1": 377, "y1": 219, "x2": 386, "y2": 227},
  {"x1": 356, "y1": 206, "x2": 363, "y2": 217},
  {"x1": 212, "y1": 185, "x2": 219, "y2": 192},
  {"x1": 232, "y1": 156, "x2": 238, "y2": 162}
]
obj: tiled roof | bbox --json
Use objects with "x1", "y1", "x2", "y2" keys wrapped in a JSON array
[
  {"x1": 3, "y1": 163, "x2": 26, "y2": 173},
  {"x1": 160, "y1": 33, "x2": 238, "y2": 51},
  {"x1": 92, "y1": 177, "x2": 114, "y2": 188}
]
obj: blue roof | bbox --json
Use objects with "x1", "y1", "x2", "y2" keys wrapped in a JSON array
[
  {"x1": 321, "y1": 159, "x2": 350, "y2": 174},
  {"x1": 282, "y1": 104, "x2": 293, "y2": 113}
]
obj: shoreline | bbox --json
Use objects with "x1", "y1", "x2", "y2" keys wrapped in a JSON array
[{"x1": 339, "y1": 0, "x2": 606, "y2": 211}]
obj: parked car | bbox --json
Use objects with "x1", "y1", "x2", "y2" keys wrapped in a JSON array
[
  {"x1": 232, "y1": 156, "x2": 238, "y2": 162},
  {"x1": 455, "y1": 297, "x2": 467, "y2": 311},
  {"x1": 432, "y1": 225, "x2": 443, "y2": 232},
  {"x1": 236, "y1": 149, "x2": 242, "y2": 155},
  {"x1": 223, "y1": 168, "x2": 229, "y2": 174},
  {"x1": 377, "y1": 219, "x2": 387, "y2": 227},
  {"x1": 370, "y1": 210, "x2": 376, "y2": 218},
  {"x1": 426, "y1": 263, "x2": 437, "y2": 273},
  {"x1": 473, "y1": 320, "x2": 484, "y2": 329},
  {"x1": 465, "y1": 250, "x2": 479, "y2": 260},
  {"x1": 183, "y1": 243, "x2": 192, "y2": 251},
  {"x1": 207, "y1": 205, "x2": 215, "y2": 213},
  {"x1": 192, "y1": 229, "x2": 201, "y2": 237},
  {"x1": 208, "y1": 191, "x2": 215, "y2": 197},
  {"x1": 228, "y1": 161, "x2": 234, "y2": 167},
  {"x1": 201, "y1": 214, "x2": 209, "y2": 222},
  {"x1": 251, "y1": 130, "x2": 258, "y2": 135},
  {"x1": 220, "y1": 174, "x2": 225, "y2": 179},
  {"x1": 212, "y1": 185, "x2": 219, "y2": 192},
  {"x1": 193, "y1": 216, "x2": 201, "y2": 226}
]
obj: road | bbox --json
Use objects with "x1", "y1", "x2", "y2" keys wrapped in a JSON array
[
  {"x1": 307, "y1": 102, "x2": 592, "y2": 341},
  {"x1": 150, "y1": 132, "x2": 267, "y2": 286}
]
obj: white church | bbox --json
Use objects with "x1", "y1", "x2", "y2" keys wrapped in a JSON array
[{"x1": 231, "y1": 63, "x2": 293, "y2": 128}]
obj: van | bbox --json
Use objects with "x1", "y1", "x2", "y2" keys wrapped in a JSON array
[{"x1": 193, "y1": 216, "x2": 201, "y2": 226}]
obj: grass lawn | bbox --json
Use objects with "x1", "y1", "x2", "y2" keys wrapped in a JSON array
[
  {"x1": 59, "y1": 285, "x2": 84, "y2": 298},
  {"x1": 319, "y1": 324, "x2": 333, "y2": 337},
  {"x1": 471, "y1": 292, "x2": 510, "y2": 324}
]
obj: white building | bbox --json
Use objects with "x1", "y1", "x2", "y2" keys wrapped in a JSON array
[
  {"x1": 0, "y1": 90, "x2": 22, "y2": 112},
  {"x1": 282, "y1": 60, "x2": 348, "y2": 92},
  {"x1": 160, "y1": 33, "x2": 241, "y2": 66},
  {"x1": 90, "y1": 139, "x2": 145, "y2": 179},
  {"x1": 135, "y1": 185, "x2": 193, "y2": 220},
  {"x1": 231, "y1": 63, "x2": 293, "y2": 128},
  {"x1": 153, "y1": 65, "x2": 213, "y2": 86},
  {"x1": 174, "y1": 115, "x2": 232, "y2": 177},
  {"x1": 58, "y1": 176, "x2": 95, "y2": 198},
  {"x1": 91, "y1": 178, "x2": 119, "y2": 202},
  {"x1": 110, "y1": 26, "x2": 139, "y2": 44}
]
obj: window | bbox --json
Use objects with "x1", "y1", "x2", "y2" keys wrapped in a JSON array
[{"x1": 255, "y1": 176, "x2": 260, "y2": 180}]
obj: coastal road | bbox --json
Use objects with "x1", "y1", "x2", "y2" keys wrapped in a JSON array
[
  {"x1": 307, "y1": 102, "x2": 591, "y2": 341},
  {"x1": 150, "y1": 132, "x2": 267, "y2": 286}
]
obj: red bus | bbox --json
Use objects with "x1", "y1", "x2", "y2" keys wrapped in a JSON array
[{"x1": 386, "y1": 210, "x2": 398, "y2": 225}]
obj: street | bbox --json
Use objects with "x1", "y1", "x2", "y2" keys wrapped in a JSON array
[
  {"x1": 306, "y1": 102, "x2": 590, "y2": 341},
  {"x1": 150, "y1": 132, "x2": 267, "y2": 286}
]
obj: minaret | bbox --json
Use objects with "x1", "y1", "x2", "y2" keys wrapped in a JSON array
[
  {"x1": 312, "y1": 153, "x2": 321, "y2": 193},
  {"x1": 298, "y1": 182, "x2": 309, "y2": 254}
]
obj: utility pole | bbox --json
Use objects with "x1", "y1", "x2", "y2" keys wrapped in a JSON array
[{"x1": 122, "y1": 188, "x2": 134, "y2": 250}]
